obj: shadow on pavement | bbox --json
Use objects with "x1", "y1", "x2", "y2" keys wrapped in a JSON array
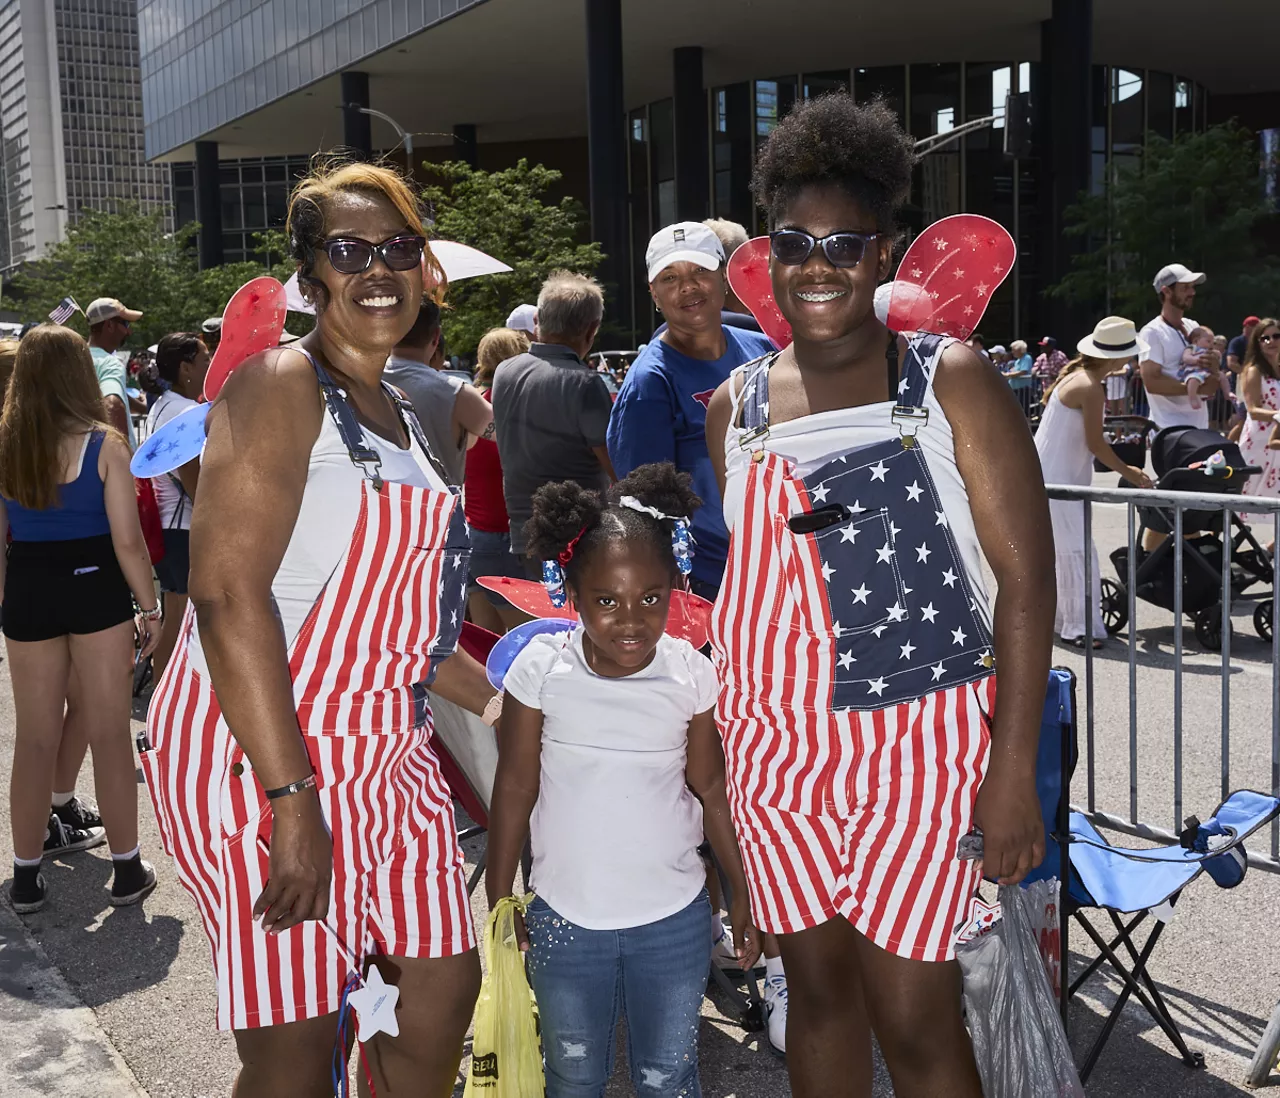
[{"x1": 8, "y1": 853, "x2": 182, "y2": 1008}]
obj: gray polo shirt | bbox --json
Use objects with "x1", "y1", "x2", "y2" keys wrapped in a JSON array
[
  {"x1": 383, "y1": 355, "x2": 466, "y2": 485},
  {"x1": 491, "y1": 342, "x2": 613, "y2": 554}
]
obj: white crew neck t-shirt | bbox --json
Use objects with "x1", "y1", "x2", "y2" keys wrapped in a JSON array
[
  {"x1": 1140, "y1": 314, "x2": 1208, "y2": 431},
  {"x1": 146, "y1": 389, "x2": 198, "y2": 529},
  {"x1": 502, "y1": 627, "x2": 718, "y2": 930}
]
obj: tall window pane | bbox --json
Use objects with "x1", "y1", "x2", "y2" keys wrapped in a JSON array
[
  {"x1": 910, "y1": 64, "x2": 961, "y2": 230},
  {"x1": 628, "y1": 106, "x2": 651, "y2": 342},
  {"x1": 854, "y1": 66, "x2": 905, "y2": 126},
  {"x1": 1147, "y1": 71, "x2": 1173, "y2": 140},
  {"x1": 712, "y1": 83, "x2": 752, "y2": 230}
]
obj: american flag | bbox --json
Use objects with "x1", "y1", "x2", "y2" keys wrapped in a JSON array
[{"x1": 48, "y1": 296, "x2": 81, "y2": 325}]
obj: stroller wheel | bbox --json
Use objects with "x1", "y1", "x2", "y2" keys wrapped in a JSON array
[
  {"x1": 1193, "y1": 605, "x2": 1230, "y2": 652},
  {"x1": 1255, "y1": 601, "x2": 1273, "y2": 643},
  {"x1": 1100, "y1": 579, "x2": 1128, "y2": 636}
]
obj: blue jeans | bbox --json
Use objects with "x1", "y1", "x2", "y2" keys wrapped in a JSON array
[{"x1": 525, "y1": 890, "x2": 711, "y2": 1098}]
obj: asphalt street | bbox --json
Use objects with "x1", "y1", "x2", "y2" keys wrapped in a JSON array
[{"x1": 0, "y1": 467, "x2": 1277, "y2": 1096}]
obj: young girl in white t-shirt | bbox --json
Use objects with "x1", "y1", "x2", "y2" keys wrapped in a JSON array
[{"x1": 486, "y1": 462, "x2": 760, "y2": 1098}]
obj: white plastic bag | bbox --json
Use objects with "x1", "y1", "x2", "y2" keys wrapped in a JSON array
[
  {"x1": 957, "y1": 883, "x2": 1084, "y2": 1098},
  {"x1": 1023, "y1": 877, "x2": 1063, "y2": 1000}
]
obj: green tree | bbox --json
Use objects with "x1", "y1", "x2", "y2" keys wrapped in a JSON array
[
  {"x1": 419, "y1": 159, "x2": 603, "y2": 355},
  {"x1": 1049, "y1": 123, "x2": 1280, "y2": 331},
  {"x1": 10, "y1": 206, "x2": 295, "y2": 345}
]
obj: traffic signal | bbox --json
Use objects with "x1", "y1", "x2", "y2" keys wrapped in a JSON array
[{"x1": 1004, "y1": 91, "x2": 1034, "y2": 158}]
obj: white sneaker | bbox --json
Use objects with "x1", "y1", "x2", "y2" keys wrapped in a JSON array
[
  {"x1": 763, "y1": 973, "x2": 788, "y2": 1055},
  {"x1": 711, "y1": 928, "x2": 741, "y2": 970}
]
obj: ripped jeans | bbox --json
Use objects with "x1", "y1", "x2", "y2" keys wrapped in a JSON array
[{"x1": 524, "y1": 889, "x2": 711, "y2": 1098}]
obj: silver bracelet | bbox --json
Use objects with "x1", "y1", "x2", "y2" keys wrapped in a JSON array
[{"x1": 136, "y1": 603, "x2": 162, "y2": 621}]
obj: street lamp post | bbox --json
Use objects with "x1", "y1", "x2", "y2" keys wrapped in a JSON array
[{"x1": 341, "y1": 104, "x2": 414, "y2": 162}]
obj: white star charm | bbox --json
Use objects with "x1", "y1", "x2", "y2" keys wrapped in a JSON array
[
  {"x1": 868, "y1": 677, "x2": 888, "y2": 696},
  {"x1": 821, "y1": 561, "x2": 835, "y2": 582},
  {"x1": 935, "y1": 510, "x2": 949, "y2": 528},
  {"x1": 838, "y1": 650, "x2": 856, "y2": 670},
  {"x1": 840, "y1": 524, "x2": 860, "y2": 544},
  {"x1": 348, "y1": 966, "x2": 400, "y2": 1041},
  {"x1": 876, "y1": 543, "x2": 896, "y2": 564},
  {"x1": 931, "y1": 662, "x2": 946, "y2": 681},
  {"x1": 869, "y1": 461, "x2": 889, "y2": 482},
  {"x1": 851, "y1": 584, "x2": 871, "y2": 604},
  {"x1": 915, "y1": 543, "x2": 932, "y2": 563},
  {"x1": 899, "y1": 640, "x2": 917, "y2": 660},
  {"x1": 941, "y1": 568, "x2": 958, "y2": 588},
  {"x1": 886, "y1": 602, "x2": 908, "y2": 622},
  {"x1": 905, "y1": 481, "x2": 923, "y2": 502},
  {"x1": 920, "y1": 602, "x2": 939, "y2": 623},
  {"x1": 811, "y1": 483, "x2": 830, "y2": 504},
  {"x1": 952, "y1": 627, "x2": 967, "y2": 646}
]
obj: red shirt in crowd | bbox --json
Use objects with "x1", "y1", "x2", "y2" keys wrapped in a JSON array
[{"x1": 463, "y1": 389, "x2": 509, "y2": 534}]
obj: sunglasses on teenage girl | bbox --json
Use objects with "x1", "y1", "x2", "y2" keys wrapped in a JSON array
[
  {"x1": 1260, "y1": 333, "x2": 1280, "y2": 345},
  {"x1": 321, "y1": 235, "x2": 427, "y2": 275},
  {"x1": 769, "y1": 229, "x2": 880, "y2": 269}
]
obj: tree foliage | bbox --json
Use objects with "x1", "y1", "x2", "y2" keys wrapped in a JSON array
[
  {"x1": 9, "y1": 207, "x2": 296, "y2": 345},
  {"x1": 419, "y1": 159, "x2": 603, "y2": 355},
  {"x1": 1050, "y1": 123, "x2": 1280, "y2": 331}
]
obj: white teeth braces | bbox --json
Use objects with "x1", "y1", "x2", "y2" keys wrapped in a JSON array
[{"x1": 796, "y1": 290, "x2": 845, "y2": 302}]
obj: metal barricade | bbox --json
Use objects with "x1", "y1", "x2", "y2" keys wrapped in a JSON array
[{"x1": 1045, "y1": 482, "x2": 1280, "y2": 873}]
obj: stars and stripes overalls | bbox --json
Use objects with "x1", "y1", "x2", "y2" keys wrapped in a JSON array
[
  {"x1": 141, "y1": 354, "x2": 474, "y2": 1030},
  {"x1": 712, "y1": 332, "x2": 998, "y2": 962}
]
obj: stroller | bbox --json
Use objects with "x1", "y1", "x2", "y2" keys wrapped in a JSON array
[
  {"x1": 1101, "y1": 426, "x2": 1273, "y2": 651},
  {"x1": 1092, "y1": 415, "x2": 1152, "y2": 475}
]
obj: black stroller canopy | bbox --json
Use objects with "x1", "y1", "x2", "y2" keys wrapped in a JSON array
[{"x1": 1150, "y1": 426, "x2": 1245, "y2": 479}]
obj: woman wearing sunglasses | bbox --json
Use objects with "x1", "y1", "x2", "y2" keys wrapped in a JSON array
[
  {"x1": 1237, "y1": 317, "x2": 1280, "y2": 542},
  {"x1": 141, "y1": 161, "x2": 497, "y2": 1096},
  {"x1": 704, "y1": 95, "x2": 1054, "y2": 1098}
]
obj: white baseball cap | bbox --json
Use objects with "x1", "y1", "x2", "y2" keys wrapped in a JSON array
[
  {"x1": 505, "y1": 304, "x2": 537, "y2": 335},
  {"x1": 645, "y1": 222, "x2": 725, "y2": 282},
  {"x1": 1153, "y1": 263, "x2": 1206, "y2": 294},
  {"x1": 85, "y1": 297, "x2": 143, "y2": 324}
]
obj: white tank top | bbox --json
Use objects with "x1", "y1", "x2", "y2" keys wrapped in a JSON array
[{"x1": 188, "y1": 404, "x2": 446, "y2": 676}]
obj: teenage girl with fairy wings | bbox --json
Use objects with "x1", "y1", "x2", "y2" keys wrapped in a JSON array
[{"x1": 703, "y1": 95, "x2": 1055, "y2": 1097}]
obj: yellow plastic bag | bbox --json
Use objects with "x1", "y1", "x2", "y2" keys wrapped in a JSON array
[{"x1": 464, "y1": 895, "x2": 544, "y2": 1097}]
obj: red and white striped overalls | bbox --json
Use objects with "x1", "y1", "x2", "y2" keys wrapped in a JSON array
[
  {"x1": 713, "y1": 336, "x2": 996, "y2": 963},
  {"x1": 141, "y1": 359, "x2": 475, "y2": 1030}
]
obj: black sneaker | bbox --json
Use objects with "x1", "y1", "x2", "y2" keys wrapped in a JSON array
[
  {"x1": 53, "y1": 795, "x2": 103, "y2": 833},
  {"x1": 43, "y1": 811, "x2": 106, "y2": 858},
  {"x1": 10, "y1": 866, "x2": 46, "y2": 914},
  {"x1": 109, "y1": 856, "x2": 157, "y2": 907}
]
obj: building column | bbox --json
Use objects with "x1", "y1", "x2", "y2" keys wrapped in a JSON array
[
  {"x1": 1039, "y1": 0, "x2": 1092, "y2": 341},
  {"x1": 452, "y1": 124, "x2": 478, "y2": 168},
  {"x1": 341, "y1": 71, "x2": 372, "y2": 159},
  {"x1": 194, "y1": 140, "x2": 223, "y2": 270},
  {"x1": 584, "y1": 0, "x2": 627, "y2": 319},
  {"x1": 673, "y1": 47, "x2": 709, "y2": 222}
]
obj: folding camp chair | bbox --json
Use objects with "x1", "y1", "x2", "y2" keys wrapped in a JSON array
[{"x1": 1025, "y1": 668, "x2": 1280, "y2": 1083}]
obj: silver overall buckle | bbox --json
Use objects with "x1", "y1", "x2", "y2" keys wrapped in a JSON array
[{"x1": 891, "y1": 405, "x2": 929, "y2": 449}]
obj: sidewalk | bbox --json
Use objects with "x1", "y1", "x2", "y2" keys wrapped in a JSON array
[{"x1": 0, "y1": 899, "x2": 145, "y2": 1097}]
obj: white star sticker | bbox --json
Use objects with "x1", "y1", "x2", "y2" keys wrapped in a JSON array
[
  {"x1": 942, "y1": 568, "x2": 958, "y2": 588},
  {"x1": 921, "y1": 602, "x2": 939, "y2": 623},
  {"x1": 876, "y1": 543, "x2": 896, "y2": 564},
  {"x1": 952, "y1": 627, "x2": 967, "y2": 646},
  {"x1": 851, "y1": 583, "x2": 871, "y2": 604},
  {"x1": 952, "y1": 268, "x2": 964, "y2": 279},
  {"x1": 886, "y1": 602, "x2": 908, "y2": 622},
  {"x1": 935, "y1": 510, "x2": 949, "y2": 528},
  {"x1": 868, "y1": 677, "x2": 888, "y2": 696},
  {"x1": 931, "y1": 662, "x2": 946, "y2": 681},
  {"x1": 905, "y1": 481, "x2": 923, "y2": 502},
  {"x1": 821, "y1": 561, "x2": 835, "y2": 582},
  {"x1": 910, "y1": 267, "x2": 923, "y2": 278},
  {"x1": 872, "y1": 625, "x2": 888, "y2": 638},
  {"x1": 963, "y1": 305, "x2": 974, "y2": 316},
  {"x1": 811, "y1": 483, "x2": 830, "y2": 504},
  {"x1": 915, "y1": 543, "x2": 932, "y2": 563},
  {"x1": 838, "y1": 651, "x2": 855, "y2": 670},
  {"x1": 899, "y1": 640, "x2": 917, "y2": 660},
  {"x1": 933, "y1": 237, "x2": 947, "y2": 251},
  {"x1": 840, "y1": 524, "x2": 860, "y2": 544},
  {"x1": 869, "y1": 461, "x2": 889, "y2": 482},
  {"x1": 976, "y1": 282, "x2": 989, "y2": 297},
  {"x1": 348, "y1": 966, "x2": 401, "y2": 1041},
  {"x1": 832, "y1": 621, "x2": 844, "y2": 638}
]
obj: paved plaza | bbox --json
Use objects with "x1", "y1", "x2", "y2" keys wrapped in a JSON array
[{"x1": 1, "y1": 471, "x2": 1278, "y2": 1097}]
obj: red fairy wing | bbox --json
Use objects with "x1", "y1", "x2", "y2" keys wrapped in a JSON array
[
  {"x1": 475, "y1": 578, "x2": 713, "y2": 647},
  {"x1": 887, "y1": 215, "x2": 1015, "y2": 340},
  {"x1": 726, "y1": 238, "x2": 793, "y2": 350},
  {"x1": 204, "y1": 277, "x2": 288, "y2": 400}
]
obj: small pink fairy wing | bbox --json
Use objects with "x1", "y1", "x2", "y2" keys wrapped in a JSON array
[{"x1": 887, "y1": 215, "x2": 1016, "y2": 340}]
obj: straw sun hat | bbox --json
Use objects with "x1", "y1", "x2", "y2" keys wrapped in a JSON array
[{"x1": 1076, "y1": 316, "x2": 1149, "y2": 360}]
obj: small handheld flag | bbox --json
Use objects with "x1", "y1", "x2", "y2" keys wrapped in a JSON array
[{"x1": 48, "y1": 296, "x2": 81, "y2": 325}]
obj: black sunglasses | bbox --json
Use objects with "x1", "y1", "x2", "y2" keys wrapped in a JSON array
[
  {"x1": 321, "y1": 235, "x2": 426, "y2": 275},
  {"x1": 1261, "y1": 333, "x2": 1280, "y2": 345},
  {"x1": 770, "y1": 229, "x2": 879, "y2": 269}
]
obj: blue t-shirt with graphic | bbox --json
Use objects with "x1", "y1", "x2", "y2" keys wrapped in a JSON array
[{"x1": 607, "y1": 326, "x2": 774, "y2": 589}]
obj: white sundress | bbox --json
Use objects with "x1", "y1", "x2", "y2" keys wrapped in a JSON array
[
  {"x1": 1035, "y1": 387, "x2": 1106, "y2": 641},
  {"x1": 1237, "y1": 374, "x2": 1280, "y2": 528}
]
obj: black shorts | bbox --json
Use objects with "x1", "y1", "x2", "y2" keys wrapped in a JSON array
[
  {"x1": 3, "y1": 535, "x2": 134, "y2": 642},
  {"x1": 154, "y1": 529, "x2": 190, "y2": 595}
]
